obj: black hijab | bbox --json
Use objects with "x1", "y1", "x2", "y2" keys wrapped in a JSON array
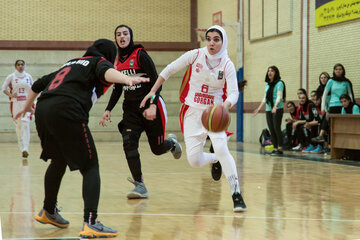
[
  {"x1": 83, "y1": 39, "x2": 116, "y2": 64},
  {"x1": 114, "y1": 25, "x2": 144, "y2": 59},
  {"x1": 344, "y1": 102, "x2": 356, "y2": 114},
  {"x1": 265, "y1": 66, "x2": 286, "y2": 108}
]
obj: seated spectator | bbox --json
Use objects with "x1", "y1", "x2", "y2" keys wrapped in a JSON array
[
  {"x1": 297, "y1": 88, "x2": 307, "y2": 98},
  {"x1": 310, "y1": 90, "x2": 317, "y2": 102},
  {"x1": 340, "y1": 94, "x2": 360, "y2": 114},
  {"x1": 285, "y1": 101, "x2": 300, "y2": 149},
  {"x1": 304, "y1": 91, "x2": 324, "y2": 153},
  {"x1": 292, "y1": 91, "x2": 314, "y2": 151}
]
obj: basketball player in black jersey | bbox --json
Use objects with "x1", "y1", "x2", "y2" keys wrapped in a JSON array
[
  {"x1": 15, "y1": 39, "x2": 149, "y2": 238},
  {"x1": 99, "y1": 25, "x2": 182, "y2": 199}
]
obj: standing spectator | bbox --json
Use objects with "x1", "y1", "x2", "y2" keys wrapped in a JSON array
[
  {"x1": 317, "y1": 64, "x2": 355, "y2": 145},
  {"x1": 316, "y1": 72, "x2": 330, "y2": 97},
  {"x1": 321, "y1": 63, "x2": 355, "y2": 114},
  {"x1": 340, "y1": 94, "x2": 360, "y2": 114},
  {"x1": 254, "y1": 66, "x2": 286, "y2": 155},
  {"x1": 14, "y1": 39, "x2": 149, "y2": 238},
  {"x1": 140, "y1": 25, "x2": 247, "y2": 212},
  {"x1": 2, "y1": 60, "x2": 33, "y2": 158}
]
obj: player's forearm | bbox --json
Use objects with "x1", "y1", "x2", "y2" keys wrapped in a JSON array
[
  {"x1": 104, "y1": 68, "x2": 131, "y2": 85},
  {"x1": 24, "y1": 89, "x2": 38, "y2": 111},
  {"x1": 3, "y1": 90, "x2": 12, "y2": 97},
  {"x1": 149, "y1": 76, "x2": 165, "y2": 95}
]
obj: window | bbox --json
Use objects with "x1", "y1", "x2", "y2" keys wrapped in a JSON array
[{"x1": 248, "y1": 0, "x2": 293, "y2": 41}]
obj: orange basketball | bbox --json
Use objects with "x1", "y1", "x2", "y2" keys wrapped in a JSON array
[{"x1": 201, "y1": 105, "x2": 230, "y2": 132}]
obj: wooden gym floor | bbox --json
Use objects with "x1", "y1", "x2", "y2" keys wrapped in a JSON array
[{"x1": 1, "y1": 140, "x2": 360, "y2": 240}]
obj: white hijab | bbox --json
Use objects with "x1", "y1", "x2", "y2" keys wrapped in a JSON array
[
  {"x1": 14, "y1": 61, "x2": 26, "y2": 78},
  {"x1": 204, "y1": 25, "x2": 228, "y2": 61}
]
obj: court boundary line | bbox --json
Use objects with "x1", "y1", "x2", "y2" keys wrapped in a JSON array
[
  {"x1": 0, "y1": 217, "x2": 3, "y2": 240},
  {"x1": 1, "y1": 211, "x2": 360, "y2": 223},
  {"x1": 3, "y1": 238, "x2": 81, "y2": 240}
]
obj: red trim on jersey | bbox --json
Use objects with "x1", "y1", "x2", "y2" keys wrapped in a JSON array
[
  {"x1": 291, "y1": 106, "x2": 301, "y2": 120},
  {"x1": 225, "y1": 130, "x2": 234, "y2": 137},
  {"x1": 222, "y1": 81, "x2": 227, "y2": 102},
  {"x1": 179, "y1": 66, "x2": 192, "y2": 103},
  {"x1": 82, "y1": 123, "x2": 92, "y2": 160},
  {"x1": 10, "y1": 102, "x2": 14, "y2": 118},
  {"x1": 76, "y1": 56, "x2": 92, "y2": 60},
  {"x1": 316, "y1": 106, "x2": 322, "y2": 116},
  {"x1": 157, "y1": 100, "x2": 166, "y2": 136},
  {"x1": 8, "y1": 83, "x2": 13, "y2": 101},
  {"x1": 179, "y1": 104, "x2": 190, "y2": 134},
  {"x1": 222, "y1": 60, "x2": 231, "y2": 102}
]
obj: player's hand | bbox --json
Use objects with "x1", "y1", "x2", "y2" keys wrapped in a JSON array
[
  {"x1": 127, "y1": 76, "x2": 149, "y2": 86},
  {"x1": 271, "y1": 106, "x2": 277, "y2": 113},
  {"x1": 140, "y1": 91, "x2": 156, "y2": 108},
  {"x1": 143, "y1": 104, "x2": 157, "y2": 120},
  {"x1": 99, "y1": 110, "x2": 111, "y2": 127},
  {"x1": 253, "y1": 108, "x2": 259, "y2": 117},
  {"x1": 11, "y1": 93, "x2": 18, "y2": 98},
  {"x1": 14, "y1": 107, "x2": 34, "y2": 120}
]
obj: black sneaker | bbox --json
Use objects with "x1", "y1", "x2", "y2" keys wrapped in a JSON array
[
  {"x1": 271, "y1": 149, "x2": 283, "y2": 156},
  {"x1": 232, "y1": 192, "x2": 247, "y2": 212},
  {"x1": 22, "y1": 150, "x2": 29, "y2": 158},
  {"x1": 312, "y1": 135, "x2": 325, "y2": 143},
  {"x1": 211, "y1": 161, "x2": 222, "y2": 181}
]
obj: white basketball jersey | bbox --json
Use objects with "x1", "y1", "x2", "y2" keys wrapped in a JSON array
[
  {"x1": 184, "y1": 48, "x2": 230, "y2": 110},
  {"x1": 2, "y1": 72, "x2": 33, "y2": 102}
]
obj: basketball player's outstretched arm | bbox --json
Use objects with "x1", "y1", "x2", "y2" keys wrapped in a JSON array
[
  {"x1": 14, "y1": 89, "x2": 38, "y2": 120},
  {"x1": 104, "y1": 68, "x2": 149, "y2": 86},
  {"x1": 140, "y1": 49, "x2": 198, "y2": 108}
]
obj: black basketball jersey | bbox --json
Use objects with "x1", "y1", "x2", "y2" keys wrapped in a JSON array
[{"x1": 33, "y1": 56, "x2": 113, "y2": 114}]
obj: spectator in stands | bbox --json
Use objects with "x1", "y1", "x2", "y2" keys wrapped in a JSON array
[
  {"x1": 254, "y1": 66, "x2": 286, "y2": 155},
  {"x1": 315, "y1": 64, "x2": 355, "y2": 146},
  {"x1": 321, "y1": 63, "x2": 355, "y2": 115},
  {"x1": 292, "y1": 90, "x2": 315, "y2": 152},
  {"x1": 284, "y1": 101, "x2": 299, "y2": 149},
  {"x1": 297, "y1": 88, "x2": 307, "y2": 98},
  {"x1": 316, "y1": 72, "x2": 330, "y2": 97},
  {"x1": 340, "y1": 94, "x2": 360, "y2": 114},
  {"x1": 305, "y1": 91, "x2": 324, "y2": 153}
]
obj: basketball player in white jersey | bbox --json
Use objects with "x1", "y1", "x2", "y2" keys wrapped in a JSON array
[
  {"x1": 140, "y1": 25, "x2": 247, "y2": 212},
  {"x1": 2, "y1": 60, "x2": 33, "y2": 158}
]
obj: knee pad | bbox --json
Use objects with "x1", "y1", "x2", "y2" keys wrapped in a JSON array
[{"x1": 122, "y1": 130, "x2": 140, "y2": 159}]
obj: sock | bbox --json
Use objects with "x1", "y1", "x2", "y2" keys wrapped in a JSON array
[
  {"x1": 84, "y1": 211, "x2": 98, "y2": 224},
  {"x1": 227, "y1": 174, "x2": 240, "y2": 194}
]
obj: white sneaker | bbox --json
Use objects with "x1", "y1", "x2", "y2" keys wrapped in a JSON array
[{"x1": 292, "y1": 144, "x2": 302, "y2": 151}]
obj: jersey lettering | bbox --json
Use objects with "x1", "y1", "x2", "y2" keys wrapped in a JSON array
[
  {"x1": 194, "y1": 92, "x2": 214, "y2": 105},
  {"x1": 49, "y1": 66, "x2": 71, "y2": 90}
]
